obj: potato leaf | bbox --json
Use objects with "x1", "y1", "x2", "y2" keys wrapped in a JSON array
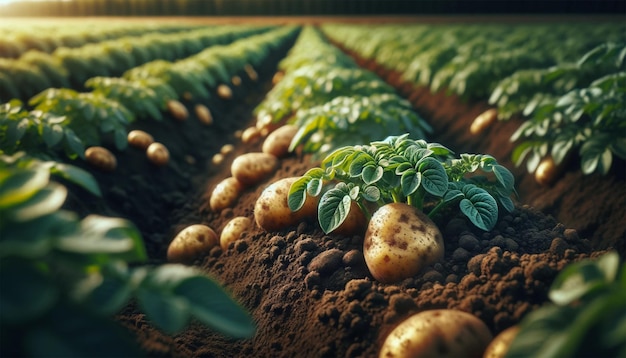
[
  {"x1": 318, "y1": 184, "x2": 352, "y2": 234},
  {"x1": 458, "y1": 184, "x2": 498, "y2": 231}
]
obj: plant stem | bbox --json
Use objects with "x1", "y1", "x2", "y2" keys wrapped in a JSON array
[{"x1": 428, "y1": 199, "x2": 448, "y2": 219}]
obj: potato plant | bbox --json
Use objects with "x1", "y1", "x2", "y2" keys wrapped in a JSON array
[
  {"x1": 0, "y1": 154, "x2": 255, "y2": 356},
  {"x1": 289, "y1": 134, "x2": 515, "y2": 234}
]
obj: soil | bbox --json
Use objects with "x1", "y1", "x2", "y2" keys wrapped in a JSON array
[{"x1": 57, "y1": 25, "x2": 625, "y2": 358}]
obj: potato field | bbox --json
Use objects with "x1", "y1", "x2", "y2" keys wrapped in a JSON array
[{"x1": 1, "y1": 13, "x2": 625, "y2": 358}]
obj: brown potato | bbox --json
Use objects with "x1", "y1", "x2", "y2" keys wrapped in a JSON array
[
  {"x1": 217, "y1": 84, "x2": 233, "y2": 99},
  {"x1": 241, "y1": 126, "x2": 261, "y2": 144},
  {"x1": 220, "y1": 216, "x2": 252, "y2": 251},
  {"x1": 195, "y1": 104, "x2": 213, "y2": 125},
  {"x1": 146, "y1": 142, "x2": 169, "y2": 166},
  {"x1": 167, "y1": 99, "x2": 188, "y2": 121},
  {"x1": 535, "y1": 156, "x2": 560, "y2": 186},
  {"x1": 212, "y1": 153, "x2": 225, "y2": 166},
  {"x1": 484, "y1": 325, "x2": 519, "y2": 358},
  {"x1": 244, "y1": 64, "x2": 258, "y2": 81},
  {"x1": 364, "y1": 203, "x2": 444, "y2": 283},
  {"x1": 231, "y1": 152, "x2": 278, "y2": 186},
  {"x1": 85, "y1": 146, "x2": 117, "y2": 172},
  {"x1": 209, "y1": 177, "x2": 244, "y2": 212},
  {"x1": 262, "y1": 124, "x2": 299, "y2": 158},
  {"x1": 167, "y1": 224, "x2": 218, "y2": 263},
  {"x1": 127, "y1": 130, "x2": 154, "y2": 150},
  {"x1": 231, "y1": 75, "x2": 242, "y2": 86},
  {"x1": 470, "y1": 108, "x2": 498, "y2": 135},
  {"x1": 255, "y1": 177, "x2": 319, "y2": 232},
  {"x1": 220, "y1": 144, "x2": 235, "y2": 156},
  {"x1": 380, "y1": 309, "x2": 493, "y2": 358}
]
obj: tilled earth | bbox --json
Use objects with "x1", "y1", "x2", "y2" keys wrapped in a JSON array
[{"x1": 62, "y1": 27, "x2": 625, "y2": 358}]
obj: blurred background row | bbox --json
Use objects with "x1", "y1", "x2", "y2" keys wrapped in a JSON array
[{"x1": 0, "y1": 0, "x2": 624, "y2": 17}]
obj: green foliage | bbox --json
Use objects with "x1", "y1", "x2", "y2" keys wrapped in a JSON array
[
  {"x1": 86, "y1": 77, "x2": 177, "y2": 121},
  {"x1": 289, "y1": 134, "x2": 515, "y2": 233},
  {"x1": 0, "y1": 155, "x2": 255, "y2": 356},
  {"x1": 29, "y1": 88, "x2": 134, "y2": 152},
  {"x1": 506, "y1": 251, "x2": 626, "y2": 358},
  {"x1": 0, "y1": 100, "x2": 85, "y2": 159}
]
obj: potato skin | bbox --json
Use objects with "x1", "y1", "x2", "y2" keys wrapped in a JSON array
[
  {"x1": 167, "y1": 99, "x2": 188, "y2": 121},
  {"x1": 483, "y1": 325, "x2": 519, "y2": 358},
  {"x1": 470, "y1": 108, "x2": 497, "y2": 135},
  {"x1": 241, "y1": 126, "x2": 262, "y2": 144},
  {"x1": 255, "y1": 177, "x2": 318, "y2": 232},
  {"x1": 146, "y1": 142, "x2": 169, "y2": 166},
  {"x1": 85, "y1": 146, "x2": 117, "y2": 172},
  {"x1": 231, "y1": 152, "x2": 278, "y2": 186},
  {"x1": 364, "y1": 203, "x2": 444, "y2": 283},
  {"x1": 220, "y1": 216, "x2": 251, "y2": 251},
  {"x1": 217, "y1": 84, "x2": 233, "y2": 99},
  {"x1": 127, "y1": 130, "x2": 154, "y2": 150},
  {"x1": 379, "y1": 309, "x2": 493, "y2": 358},
  {"x1": 534, "y1": 157, "x2": 559, "y2": 186},
  {"x1": 210, "y1": 177, "x2": 244, "y2": 212},
  {"x1": 167, "y1": 224, "x2": 218, "y2": 263},
  {"x1": 262, "y1": 124, "x2": 299, "y2": 158},
  {"x1": 194, "y1": 104, "x2": 213, "y2": 125}
]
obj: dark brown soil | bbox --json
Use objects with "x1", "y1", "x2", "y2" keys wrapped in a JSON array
[{"x1": 59, "y1": 25, "x2": 624, "y2": 358}]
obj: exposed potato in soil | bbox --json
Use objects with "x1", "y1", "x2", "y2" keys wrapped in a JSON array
[
  {"x1": 364, "y1": 203, "x2": 444, "y2": 283},
  {"x1": 262, "y1": 124, "x2": 299, "y2": 158},
  {"x1": 146, "y1": 142, "x2": 169, "y2": 166},
  {"x1": 220, "y1": 216, "x2": 252, "y2": 251},
  {"x1": 209, "y1": 177, "x2": 244, "y2": 212},
  {"x1": 127, "y1": 130, "x2": 154, "y2": 150},
  {"x1": 85, "y1": 146, "x2": 117, "y2": 172},
  {"x1": 231, "y1": 152, "x2": 279, "y2": 186},
  {"x1": 195, "y1": 104, "x2": 213, "y2": 125},
  {"x1": 217, "y1": 84, "x2": 233, "y2": 99},
  {"x1": 167, "y1": 224, "x2": 218, "y2": 263},
  {"x1": 379, "y1": 309, "x2": 493, "y2": 358},
  {"x1": 167, "y1": 99, "x2": 189, "y2": 121},
  {"x1": 220, "y1": 144, "x2": 235, "y2": 155},
  {"x1": 255, "y1": 176, "x2": 319, "y2": 232},
  {"x1": 470, "y1": 108, "x2": 498, "y2": 135},
  {"x1": 241, "y1": 126, "x2": 262, "y2": 144},
  {"x1": 484, "y1": 325, "x2": 519, "y2": 358},
  {"x1": 231, "y1": 75, "x2": 242, "y2": 86}
]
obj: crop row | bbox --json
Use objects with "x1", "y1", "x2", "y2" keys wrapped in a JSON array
[
  {"x1": 0, "y1": 22, "x2": 204, "y2": 59},
  {"x1": 322, "y1": 23, "x2": 626, "y2": 178},
  {"x1": 0, "y1": 25, "x2": 273, "y2": 102},
  {"x1": 254, "y1": 27, "x2": 431, "y2": 157},
  {"x1": 0, "y1": 25, "x2": 300, "y2": 357},
  {"x1": 1, "y1": 25, "x2": 298, "y2": 164}
]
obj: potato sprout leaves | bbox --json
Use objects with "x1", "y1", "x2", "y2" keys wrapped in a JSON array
[
  {"x1": 289, "y1": 134, "x2": 516, "y2": 233},
  {"x1": 506, "y1": 251, "x2": 626, "y2": 358},
  {"x1": 0, "y1": 155, "x2": 255, "y2": 356}
]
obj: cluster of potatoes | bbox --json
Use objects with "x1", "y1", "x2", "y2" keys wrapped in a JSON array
[
  {"x1": 84, "y1": 129, "x2": 170, "y2": 171},
  {"x1": 167, "y1": 117, "x2": 300, "y2": 265}
]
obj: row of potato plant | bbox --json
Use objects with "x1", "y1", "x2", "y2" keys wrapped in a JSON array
[
  {"x1": 0, "y1": 24, "x2": 299, "y2": 358},
  {"x1": 0, "y1": 26, "x2": 299, "y2": 163},
  {"x1": 0, "y1": 21, "x2": 202, "y2": 58},
  {"x1": 322, "y1": 23, "x2": 626, "y2": 178},
  {"x1": 0, "y1": 25, "x2": 272, "y2": 102},
  {"x1": 254, "y1": 26, "x2": 432, "y2": 157}
]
